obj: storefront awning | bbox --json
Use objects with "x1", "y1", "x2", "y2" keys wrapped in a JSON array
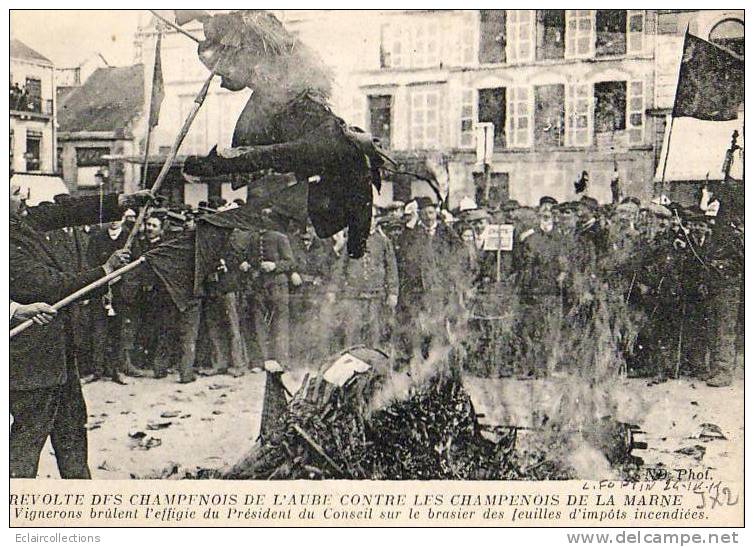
[{"x1": 11, "y1": 173, "x2": 69, "y2": 205}]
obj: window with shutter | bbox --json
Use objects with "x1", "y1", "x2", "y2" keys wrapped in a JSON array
[
  {"x1": 459, "y1": 89, "x2": 476, "y2": 148},
  {"x1": 382, "y1": 18, "x2": 443, "y2": 69},
  {"x1": 381, "y1": 23, "x2": 405, "y2": 69},
  {"x1": 368, "y1": 95, "x2": 393, "y2": 149},
  {"x1": 536, "y1": 10, "x2": 566, "y2": 61},
  {"x1": 478, "y1": 87, "x2": 507, "y2": 149},
  {"x1": 595, "y1": 10, "x2": 627, "y2": 57},
  {"x1": 566, "y1": 84, "x2": 592, "y2": 147},
  {"x1": 25, "y1": 77, "x2": 42, "y2": 112},
  {"x1": 627, "y1": 80, "x2": 644, "y2": 145},
  {"x1": 25, "y1": 133, "x2": 42, "y2": 172},
  {"x1": 479, "y1": 10, "x2": 506, "y2": 64},
  {"x1": 534, "y1": 84, "x2": 565, "y2": 147},
  {"x1": 594, "y1": 81, "x2": 627, "y2": 134},
  {"x1": 627, "y1": 10, "x2": 645, "y2": 54},
  {"x1": 410, "y1": 88, "x2": 441, "y2": 149},
  {"x1": 380, "y1": 24, "x2": 393, "y2": 68},
  {"x1": 506, "y1": 86, "x2": 532, "y2": 148},
  {"x1": 506, "y1": 10, "x2": 535, "y2": 63},
  {"x1": 565, "y1": 10, "x2": 594, "y2": 59},
  {"x1": 458, "y1": 11, "x2": 477, "y2": 66}
]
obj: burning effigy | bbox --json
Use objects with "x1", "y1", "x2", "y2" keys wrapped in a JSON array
[{"x1": 174, "y1": 9, "x2": 434, "y2": 259}]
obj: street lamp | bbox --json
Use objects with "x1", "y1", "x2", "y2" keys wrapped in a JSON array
[{"x1": 94, "y1": 166, "x2": 110, "y2": 225}]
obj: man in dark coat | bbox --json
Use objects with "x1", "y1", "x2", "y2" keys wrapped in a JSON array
[
  {"x1": 85, "y1": 219, "x2": 130, "y2": 384},
  {"x1": 134, "y1": 215, "x2": 179, "y2": 379},
  {"x1": 289, "y1": 223, "x2": 336, "y2": 364},
  {"x1": 516, "y1": 206, "x2": 567, "y2": 377},
  {"x1": 44, "y1": 221, "x2": 94, "y2": 377},
  {"x1": 9, "y1": 183, "x2": 143, "y2": 478},
  {"x1": 242, "y1": 211, "x2": 297, "y2": 368},
  {"x1": 328, "y1": 212, "x2": 399, "y2": 351},
  {"x1": 396, "y1": 197, "x2": 463, "y2": 361}
]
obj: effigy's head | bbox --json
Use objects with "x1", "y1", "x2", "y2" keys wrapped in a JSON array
[{"x1": 197, "y1": 10, "x2": 332, "y2": 97}]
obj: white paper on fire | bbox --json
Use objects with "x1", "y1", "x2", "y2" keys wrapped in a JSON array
[{"x1": 322, "y1": 353, "x2": 372, "y2": 387}]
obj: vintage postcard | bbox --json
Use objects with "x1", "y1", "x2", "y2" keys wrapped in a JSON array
[{"x1": 7, "y1": 7, "x2": 744, "y2": 529}]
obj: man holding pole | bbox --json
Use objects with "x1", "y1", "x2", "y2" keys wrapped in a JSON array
[{"x1": 9, "y1": 182, "x2": 149, "y2": 478}]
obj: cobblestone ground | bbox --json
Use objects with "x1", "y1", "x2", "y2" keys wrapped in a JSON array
[{"x1": 35, "y1": 369, "x2": 743, "y2": 481}]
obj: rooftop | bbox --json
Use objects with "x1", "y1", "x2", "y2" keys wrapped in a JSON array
[
  {"x1": 57, "y1": 64, "x2": 144, "y2": 135},
  {"x1": 10, "y1": 38, "x2": 53, "y2": 65}
]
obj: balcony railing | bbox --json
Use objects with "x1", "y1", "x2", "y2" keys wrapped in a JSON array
[{"x1": 10, "y1": 87, "x2": 53, "y2": 116}]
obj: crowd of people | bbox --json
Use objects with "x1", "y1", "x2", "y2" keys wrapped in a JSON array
[
  {"x1": 9, "y1": 82, "x2": 40, "y2": 113},
  {"x1": 8, "y1": 179, "x2": 744, "y2": 479},
  {"x1": 23, "y1": 184, "x2": 743, "y2": 390}
]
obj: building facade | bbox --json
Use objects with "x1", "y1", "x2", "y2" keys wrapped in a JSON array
[
  {"x1": 282, "y1": 9, "x2": 743, "y2": 208},
  {"x1": 10, "y1": 39, "x2": 57, "y2": 175},
  {"x1": 130, "y1": 9, "x2": 743, "y2": 209},
  {"x1": 57, "y1": 64, "x2": 146, "y2": 196}
]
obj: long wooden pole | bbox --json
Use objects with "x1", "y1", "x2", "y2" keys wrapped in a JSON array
[
  {"x1": 140, "y1": 31, "x2": 161, "y2": 189},
  {"x1": 10, "y1": 257, "x2": 147, "y2": 339},
  {"x1": 660, "y1": 26, "x2": 689, "y2": 191},
  {"x1": 659, "y1": 115, "x2": 676, "y2": 186},
  {"x1": 149, "y1": 10, "x2": 200, "y2": 43},
  {"x1": 123, "y1": 69, "x2": 216, "y2": 251}
]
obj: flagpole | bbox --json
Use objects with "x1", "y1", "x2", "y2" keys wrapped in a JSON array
[
  {"x1": 140, "y1": 31, "x2": 161, "y2": 189},
  {"x1": 123, "y1": 59, "x2": 220, "y2": 252},
  {"x1": 10, "y1": 257, "x2": 147, "y2": 339},
  {"x1": 149, "y1": 10, "x2": 200, "y2": 43},
  {"x1": 659, "y1": 116, "x2": 676, "y2": 186},
  {"x1": 660, "y1": 25, "x2": 690, "y2": 192}
]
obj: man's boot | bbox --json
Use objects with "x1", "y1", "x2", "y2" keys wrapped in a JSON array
[
  {"x1": 706, "y1": 371, "x2": 732, "y2": 388},
  {"x1": 110, "y1": 371, "x2": 128, "y2": 385},
  {"x1": 123, "y1": 349, "x2": 145, "y2": 378}
]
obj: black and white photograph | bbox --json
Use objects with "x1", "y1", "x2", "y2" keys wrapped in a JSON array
[{"x1": 7, "y1": 6, "x2": 745, "y2": 528}]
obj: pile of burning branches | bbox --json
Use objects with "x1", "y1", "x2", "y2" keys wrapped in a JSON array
[{"x1": 217, "y1": 348, "x2": 575, "y2": 481}]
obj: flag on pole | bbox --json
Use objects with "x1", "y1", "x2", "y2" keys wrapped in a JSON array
[
  {"x1": 174, "y1": 9, "x2": 211, "y2": 26},
  {"x1": 672, "y1": 31, "x2": 744, "y2": 121},
  {"x1": 144, "y1": 177, "x2": 308, "y2": 312},
  {"x1": 148, "y1": 32, "x2": 165, "y2": 128}
]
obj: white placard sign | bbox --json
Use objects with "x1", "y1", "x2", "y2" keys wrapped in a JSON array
[{"x1": 482, "y1": 224, "x2": 514, "y2": 251}]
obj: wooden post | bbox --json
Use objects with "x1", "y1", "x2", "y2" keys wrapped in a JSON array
[
  {"x1": 10, "y1": 257, "x2": 147, "y2": 339},
  {"x1": 660, "y1": 26, "x2": 689, "y2": 192},
  {"x1": 140, "y1": 30, "x2": 162, "y2": 189},
  {"x1": 149, "y1": 10, "x2": 201, "y2": 43},
  {"x1": 123, "y1": 68, "x2": 216, "y2": 251}
]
